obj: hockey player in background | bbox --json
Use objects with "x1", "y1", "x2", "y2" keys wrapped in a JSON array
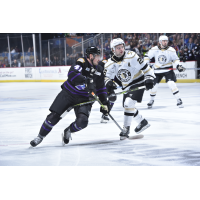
[
  {"x1": 144, "y1": 35, "x2": 186, "y2": 109},
  {"x1": 98, "y1": 51, "x2": 118, "y2": 123},
  {"x1": 104, "y1": 38, "x2": 155, "y2": 140},
  {"x1": 30, "y1": 46, "x2": 110, "y2": 147}
]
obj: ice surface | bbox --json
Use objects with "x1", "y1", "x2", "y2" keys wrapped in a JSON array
[{"x1": 0, "y1": 82, "x2": 200, "y2": 166}]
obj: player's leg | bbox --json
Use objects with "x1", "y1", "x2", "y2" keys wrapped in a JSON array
[
  {"x1": 101, "y1": 92, "x2": 117, "y2": 123},
  {"x1": 30, "y1": 90, "x2": 74, "y2": 147},
  {"x1": 165, "y1": 70, "x2": 184, "y2": 108},
  {"x1": 62, "y1": 103, "x2": 92, "y2": 145},
  {"x1": 120, "y1": 84, "x2": 149, "y2": 139},
  {"x1": 147, "y1": 73, "x2": 163, "y2": 108}
]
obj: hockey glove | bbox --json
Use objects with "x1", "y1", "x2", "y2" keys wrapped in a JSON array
[
  {"x1": 85, "y1": 77, "x2": 95, "y2": 93},
  {"x1": 105, "y1": 77, "x2": 117, "y2": 93},
  {"x1": 144, "y1": 76, "x2": 154, "y2": 90},
  {"x1": 177, "y1": 64, "x2": 186, "y2": 72},
  {"x1": 100, "y1": 101, "x2": 111, "y2": 116}
]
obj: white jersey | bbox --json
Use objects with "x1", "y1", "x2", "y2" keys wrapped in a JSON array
[
  {"x1": 104, "y1": 50, "x2": 155, "y2": 90},
  {"x1": 144, "y1": 46, "x2": 180, "y2": 74}
]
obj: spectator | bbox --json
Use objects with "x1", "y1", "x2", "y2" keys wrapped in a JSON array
[
  {"x1": 52, "y1": 56, "x2": 57, "y2": 66},
  {"x1": 0, "y1": 61, "x2": 6, "y2": 68},
  {"x1": 132, "y1": 41, "x2": 141, "y2": 57},
  {"x1": 11, "y1": 59, "x2": 18, "y2": 67},
  {"x1": 56, "y1": 57, "x2": 61, "y2": 66},
  {"x1": 11, "y1": 47, "x2": 15, "y2": 53},
  {"x1": 44, "y1": 57, "x2": 50, "y2": 66},
  {"x1": 125, "y1": 41, "x2": 130, "y2": 50},
  {"x1": 187, "y1": 38, "x2": 195, "y2": 50},
  {"x1": 66, "y1": 53, "x2": 71, "y2": 65},
  {"x1": 172, "y1": 42, "x2": 180, "y2": 55},
  {"x1": 126, "y1": 34, "x2": 132, "y2": 40},
  {"x1": 42, "y1": 57, "x2": 45, "y2": 66},
  {"x1": 28, "y1": 47, "x2": 31, "y2": 52},
  {"x1": 36, "y1": 59, "x2": 40, "y2": 66},
  {"x1": 184, "y1": 34, "x2": 189, "y2": 44},
  {"x1": 70, "y1": 49, "x2": 77, "y2": 59},
  {"x1": 179, "y1": 49, "x2": 186, "y2": 62}
]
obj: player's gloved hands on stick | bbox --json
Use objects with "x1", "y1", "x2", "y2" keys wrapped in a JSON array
[
  {"x1": 144, "y1": 76, "x2": 154, "y2": 90},
  {"x1": 100, "y1": 101, "x2": 111, "y2": 116},
  {"x1": 177, "y1": 64, "x2": 186, "y2": 72},
  {"x1": 85, "y1": 77, "x2": 95, "y2": 93}
]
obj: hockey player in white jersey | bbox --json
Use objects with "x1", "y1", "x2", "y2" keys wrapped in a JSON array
[
  {"x1": 144, "y1": 35, "x2": 185, "y2": 108},
  {"x1": 104, "y1": 38, "x2": 155, "y2": 140}
]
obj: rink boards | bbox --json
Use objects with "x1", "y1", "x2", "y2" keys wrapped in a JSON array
[{"x1": 0, "y1": 61, "x2": 199, "y2": 83}]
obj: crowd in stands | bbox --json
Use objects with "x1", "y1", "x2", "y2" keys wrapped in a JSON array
[{"x1": 1, "y1": 34, "x2": 200, "y2": 72}]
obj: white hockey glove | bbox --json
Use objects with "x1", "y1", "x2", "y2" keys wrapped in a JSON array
[{"x1": 177, "y1": 64, "x2": 186, "y2": 72}]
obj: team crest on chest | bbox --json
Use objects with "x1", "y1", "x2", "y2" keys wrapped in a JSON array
[
  {"x1": 117, "y1": 69, "x2": 131, "y2": 82},
  {"x1": 158, "y1": 55, "x2": 167, "y2": 64}
]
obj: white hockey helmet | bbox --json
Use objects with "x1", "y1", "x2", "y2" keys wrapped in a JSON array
[
  {"x1": 110, "y1": 38, "x2": 125, "y2": 52},
  {"x1": 159, "y1": 35, "x2": 168, "y2": 46}
]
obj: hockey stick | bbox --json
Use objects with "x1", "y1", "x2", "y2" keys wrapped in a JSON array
[
  {"x1": 61, "y1": 86, "x2": 146, "y2": 119},
  {"x1": 89, "y1": 91, "x2": 124, "y2": 132},
  {"x1": 109, "y1": 86, "x2": 146, "y2": 97}
]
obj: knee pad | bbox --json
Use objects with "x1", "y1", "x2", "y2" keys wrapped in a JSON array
[
  {"x1": 108, "y1": 94, "x2": 117, "y2": 103},
  {"x1": 167, "y1": 81, "x2": 179, "y2": 93},
  {"x1": 75, "y1": 113, "x2": 88, "y2": 130},
  {"x1": 45, "y1": 112, "x2": 61, "y2": 128},
  {"x1": 124, "y1": 97, "x2": 137, "y2": 113}
]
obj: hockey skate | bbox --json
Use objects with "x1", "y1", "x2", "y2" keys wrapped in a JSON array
[
  {"x1": 147, "y1": 100, "x2": 154, "y2": 109},
  {"x1": 30, "y1": 136, "x2": 43, "y2": 147},
  {"x1": 62, "y1": 127, "x2": 72, "y2": 146},
  {"x1": 119, "y1": 126, "x2": 130, "y2": 140},
  {"x1": 100, "y1": 114, "x2": 109, "y2": 123},
  {"x1": 177, "y1": 99, "x2": 184, "y2": 108},
  {"x1": 135, "y1": 119, "x2": 150, "y2": 134}
]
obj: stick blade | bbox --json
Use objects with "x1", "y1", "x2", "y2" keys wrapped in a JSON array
[{"x1": 129, "y1": 134, "x2": 144, "y2": 140}]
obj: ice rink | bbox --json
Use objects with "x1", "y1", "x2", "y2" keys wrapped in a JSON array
[{"x1": 0, "y1": 82, "x2": 200, "y2": 166}]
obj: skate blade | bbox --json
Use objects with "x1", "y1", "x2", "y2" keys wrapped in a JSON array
[
  {"x1": 178, "y1": 105, "x2": 184, "y2": 108},
  {"x1": 135, "y1": 124, "x2": 151, "y2": 134},
  {"x1": 129, "y1": 134, "x2": 144, "y2": 140},
  {"x1": 148, "y1": 106, "x2": 152, "y2": 109},
  {"x1": 120, "y1": 136, "x2": 128, "y2": 140},
  {"x1": 100, "y1": 119, "x2": 108, "y2": 123}
]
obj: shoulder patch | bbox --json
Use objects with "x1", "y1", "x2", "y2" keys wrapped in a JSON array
[
  {"x1": 102, "y1": 60, "x2": 107, "y2": 64},
  {"x1": 77, "y1": 58, "x2": 85, "y2": 63}
]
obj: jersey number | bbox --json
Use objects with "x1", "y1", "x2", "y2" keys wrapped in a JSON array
[{"x1": 137, "y1": 58, "x2": 144, "y2": 65}]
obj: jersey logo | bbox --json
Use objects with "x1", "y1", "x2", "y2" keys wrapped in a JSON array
[
  {"x1": 158, "y1": 55, "x2": 167, "y2": 64},
  {"x1": 94, "y1": 71, "x2": 101, "y2": 76},
  {"x1": 77, "y1": 58, "x2": 85, "y2": 63},
  {"x1": 117, "y1": 69, "x2": 131, "y2": 82}
]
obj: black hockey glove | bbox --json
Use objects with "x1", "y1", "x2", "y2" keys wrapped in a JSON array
[
  {"x1": 85, "y1": 77, "x2": 95, "y2": 93},
  {"x1": 144, "y1": 76, "x2": 154, "y2": 90},
  {"x1": 105, "y1": 78, "x2": 117, "y2": 93},
  {"x1": 100, "y1": 101, "x2": 111, "y2": 116},
  {"x1": 177, "y1": 64, "x2": 186, "y2": 72}
]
